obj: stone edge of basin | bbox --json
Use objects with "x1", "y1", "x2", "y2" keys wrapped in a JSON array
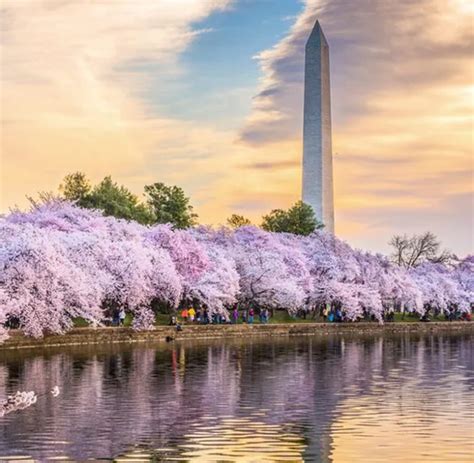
[{"x1": 0, "y1": 322, "x2": 472, "y2": 351}]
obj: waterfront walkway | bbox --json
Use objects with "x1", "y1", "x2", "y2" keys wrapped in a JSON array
[{"x1": 1, "y1": 321, "x2": 472, "y2": 351}]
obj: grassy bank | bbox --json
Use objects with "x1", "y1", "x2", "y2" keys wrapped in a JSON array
[{"x1": 73, "y1": 310, "x2": 458, "y2": 328}]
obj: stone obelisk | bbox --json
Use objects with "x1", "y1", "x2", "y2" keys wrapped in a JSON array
[{"x1": 302, "y1": 20, "x2": 335, "y2": 233}]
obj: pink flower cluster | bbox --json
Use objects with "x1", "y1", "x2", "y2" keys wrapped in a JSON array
[
  {"x1": 1, "y1": 391, "x2": 37, "y2": 417},
  {"x1": 0, "y1": 201, "x2": 472, "y2": 338},
  {"x1": 1, "y1": 386, "x2": 61, "y2": 417}
]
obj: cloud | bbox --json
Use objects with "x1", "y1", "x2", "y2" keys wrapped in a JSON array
[
  {"x1": 240, "y1": 0, "x2": 473, "y2": 144},
  {"x1": 0, "y1": 0, "x2": 233, "y2": 209},
  {"x1": 341, "y1": 192, "x2": 474, "y2": 255},
  {"x1": 246, "y1": 160, "x2": 300, "y2": 170},
  {"x1": 238, "y1": 0, "x2": 473, "y2": 255},
  {"x1": 1, "y1": 0, "x2": 472, "y2": 256},
  {"x1": 0, "y1": 0, "x2": 297, "y2": 228}
]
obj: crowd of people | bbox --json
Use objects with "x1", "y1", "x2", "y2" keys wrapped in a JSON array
[
  {"x1": 170, "y1": 304, "x2": 382, "y2": 327},
  {"x1": 171, "y1": 305, "x2": 272, "y2": 326},
  {"x1": 168, "y1": 303, "x2": 473, "y2": 329}
]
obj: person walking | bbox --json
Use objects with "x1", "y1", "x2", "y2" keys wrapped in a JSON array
[
  {"x1": 232, "y1": 307, "x2": 239, "y2": 324},
  {"x1": 180, "y1": 308, "x2": 188, "y2": 323},
  {"x1": 248, "y1": 308, "x2": 254, "y2": 324},
  {"x1": 119, "y1": 308, "x2": 126, "y2": 326},
  {"x1": 263, "y1": 308, "x2": 269, "y2": 324},
  {"x1": 328, "y1": 310, "x2": 335, "y2": 323},
  {"x1": 188, "y1": 307, "x2": 196, "y2": 323},
  {"x1": 112, "y1": 309, "x2": 120, "y2": 326},
  {"x1": 323, "y1": 304, "x2": 330, "y2": 322}
]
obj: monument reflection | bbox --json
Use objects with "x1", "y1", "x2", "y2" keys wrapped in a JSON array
[{"x1": 0, "y1": 332, "x2": 472, "y2": 462}]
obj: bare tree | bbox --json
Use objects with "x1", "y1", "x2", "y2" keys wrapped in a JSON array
[{"x1": 389, "y1": 232, "x2": 456, "y2": 268}]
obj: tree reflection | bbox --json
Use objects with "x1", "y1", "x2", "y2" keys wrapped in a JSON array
[{"x1": 0, "y1": 332, "x2": 472, "y2": 461}]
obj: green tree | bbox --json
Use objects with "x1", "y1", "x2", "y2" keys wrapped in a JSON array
[
  {"x1": 59, "y1": 173, "x2": 154, "y2": 224},
  {"x1": 226, "y1": 214, "x2": 252, "y2": 228},
  {"x1": 59, "y1": 172, "x2": 91, "y2": 206},
  {"x1": 261, "y1": 201, "x2": 323, "y2": 235},
  {"x1": 144, "y1": 182, "x2": 197, "y2": 229},
  {"x1": 88, "y1": 176, "x2": 154, "y2": 224}
]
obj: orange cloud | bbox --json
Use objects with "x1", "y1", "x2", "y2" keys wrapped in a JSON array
[
  {"x1": 240, "y1": 0, "x2": 473, "y2": 254},
  {"x1": 0, "y1": 0, "x2": 233, "y2": 209},
  {"x1": 1, "y1": 0, "x2": 472, "y2": 256}
]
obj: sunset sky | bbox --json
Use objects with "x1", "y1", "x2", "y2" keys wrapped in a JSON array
[{"x1": 1, "y1": 0, "x2": 473, "y2": 255}]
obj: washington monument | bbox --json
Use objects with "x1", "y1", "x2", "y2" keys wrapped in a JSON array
[{"x1": 302, "y1": 20, "x2": 335, "y2": 233}]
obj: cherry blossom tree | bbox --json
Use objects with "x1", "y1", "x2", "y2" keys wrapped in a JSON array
[
  {"x1": 188, "y1": 242, "x2": 240, "y2": 318},
  {"x1": 145, "y1": 224, "x2": 209, "y2": 291},
  {"x1": 0, "y1": 223, "x2": 104, "y2": 337},
  {"x1": 0, "y1": 201, "x2": 471, "y2": 339},
  {"x1": 410, "y1": 262, "x2": 470, "y2": 315},
  {"x1": 1, "y1": 202, "x2": 182, "y2": 336},
  {"x1": 354, "y1": 251, "x2": 422, "y2": 318},
  {"x1": 299, "y1": 232, "x2": 370, "y2": 319},
  {"x1": 228, "y1": 227, "x2": 309, "y2": 312},
  {"x1": 454, "y1": 256, "x2": 474, "y2": 307}
]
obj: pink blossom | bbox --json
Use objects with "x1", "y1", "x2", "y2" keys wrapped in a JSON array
[
  {"x1": 190, "y1": 230, "x2": 240, "y2": 317},
  {"x1": 1, "y1": 391, "x2": 37, "y2": 417},
  {"x1": 0, "y1": 202, "x2": 471, "y2": 339}
]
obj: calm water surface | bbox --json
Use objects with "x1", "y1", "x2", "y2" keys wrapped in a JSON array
[{"x1": 0, "y1": 331, "x2": 472, "y2": 462}]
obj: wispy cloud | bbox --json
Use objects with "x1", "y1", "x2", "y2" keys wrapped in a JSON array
[
  {"x1": 0, "y1": 0, "x2": 233, "y2": 208},
  {"x1": 241, "y1": 0, "x2": 473, "y2": 143},
  {"x1": 1, "y1": 0, "x2": 472, "y2": 255},
  {"x1": 239, "y1": 0, "x2": 473, "y2": 253},
  {"x1": 246, "y1": 160, "x2": 299, "y2": 170}
]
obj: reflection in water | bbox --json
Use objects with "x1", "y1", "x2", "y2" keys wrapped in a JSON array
[
  {"x1": 115, "y1": 416, "x2": 306, "y2": 462},
  {"x1": 179, "y1": 417, "x2": 305, "y2": 462},
  {"x1": 0, "y1": 331, "x2": 472, "y2": 462},
  {"x1": 330, "y1": 338, "x2": 474, "y2": 463}
]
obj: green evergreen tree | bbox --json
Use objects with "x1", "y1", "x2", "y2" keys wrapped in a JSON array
[
  {"x1": 60, "y1": 172, "x2": 91, "y2": 206},
  {"x1": 59, "y1": 173, "x2": 154, "y2": 224},
  {"x1": 261, "y1": 201, "x2": 323, "y2": 235},
  {"x1": 144, "y1": 182, "x2": 197, "y2": 229}
]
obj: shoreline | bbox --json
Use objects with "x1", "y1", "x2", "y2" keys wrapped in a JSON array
[{"x1": 1, "y1": 322, "x2": 472, "y2": 351}]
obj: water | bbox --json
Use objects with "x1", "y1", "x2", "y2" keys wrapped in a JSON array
[{"x1": 0, "y1": 331, "x2": 472, "y2": 462}]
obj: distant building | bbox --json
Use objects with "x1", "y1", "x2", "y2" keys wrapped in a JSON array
[{"x1": 302, "y1": 20, "x2": 335, "y2": 233}]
